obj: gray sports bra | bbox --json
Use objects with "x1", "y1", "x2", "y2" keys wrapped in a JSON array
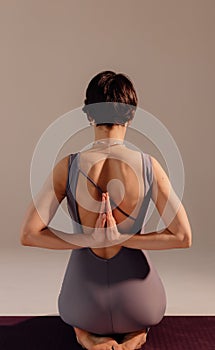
[{"x1": 66, "y1": 151, "x2": 153, "y2": 234}]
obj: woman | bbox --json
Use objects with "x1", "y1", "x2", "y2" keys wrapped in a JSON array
[{"x1": 20, "y1": 71, "x2": 192, "y2": 350}]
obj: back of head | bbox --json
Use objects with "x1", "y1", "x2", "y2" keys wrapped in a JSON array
[{"x1": 82, "y1": 70, "x2": 138, "y2": 128}]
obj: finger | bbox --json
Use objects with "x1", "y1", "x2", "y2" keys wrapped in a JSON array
[
  {"x1": 99, "y1": 193, "x2": 106, "y2": 214},
  {"x1": 95, "y1": 214, "x2": 107, "y2": 228},
  {"x1": 95, "y1": 194, "x2": 106, "y2": 228},
  {"x1": 101, "y1": 213, "x2": 106, "y2": 228},
  {"x1": 95, "y1": 214, "x2": 106, "y2": 229},
  {"x1": 106, "y1": 216, "x2": 116, "y2": 228},
  {"x1": 105, "y1": 192, "x2": 112, "y2": 214},
  {"x1": 106, "y1": 193, "x2": 115, "y2": 221},
  {"x1": 105, "y1": 193, "x2": 116, "y2": 228},
  {"x1": 95, "y1": 197, "x2": 107, "y2": 229}
]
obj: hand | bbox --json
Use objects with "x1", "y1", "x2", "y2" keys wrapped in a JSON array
[
  {"x1": 91, "y1": 193, "x2": 107, "y2": 243},
  {"x1": 91, "y1": 192, "x2": 128, "y2": 247},
  {"x1": 105, "y1": 192, "x2": 121, "y2": 242},
  {"x1": 91, "y1": 192, "x2": 121, "y2": 244}
]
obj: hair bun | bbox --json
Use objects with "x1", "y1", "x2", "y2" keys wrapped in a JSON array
[{"x1": 82, "y1": 71, "x2": 138, "y2": 126}]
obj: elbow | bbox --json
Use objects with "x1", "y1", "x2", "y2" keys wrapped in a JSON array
[
  {"x1": 20, "y1": 231, "x2": 33, "y2": 246},
  {"x1": 179, "y1": 232, "x2": 192, "y2": 248}
]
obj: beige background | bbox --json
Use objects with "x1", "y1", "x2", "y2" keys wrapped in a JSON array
[{"x1": 0, "y1": 0, "x2": 214, "y2": 315}]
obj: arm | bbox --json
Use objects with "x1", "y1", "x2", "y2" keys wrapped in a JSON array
[
  {"x1": 20, "y1": 156, "x2": 92, "y2": 250},
  {"x1": 122, "y1": 156, "x2": 192, "y2": 250}
]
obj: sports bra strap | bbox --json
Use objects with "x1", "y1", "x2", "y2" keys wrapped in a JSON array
[
  {"x1": 67, "y1": 151, "x2": 153, "y2": 223},
  {"x1": 78, "y1": 167, "x2": 137, "y2": 220}
]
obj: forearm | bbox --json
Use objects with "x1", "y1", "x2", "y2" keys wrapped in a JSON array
[
  {"x1": 122, "y1": 228, "x2": 191, "y2": 250},
  {"x1": 21, "y1": 226, "x2": 191, "y2": 251},
  {"x1": 21, "y1": 227, "x2": 94, "y2": 250}
]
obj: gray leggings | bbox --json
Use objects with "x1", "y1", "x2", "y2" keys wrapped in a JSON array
[{"x1": 58, "y1": 246, "x2": 166, "y2": 335}]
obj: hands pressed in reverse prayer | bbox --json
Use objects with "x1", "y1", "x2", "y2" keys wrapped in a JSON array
[
  {"x1": 91, "y1": 192, "x2": 125, "y2": 244},
  {"x1": 58, "y1": 191, "x2": 130, "y2": 249}
]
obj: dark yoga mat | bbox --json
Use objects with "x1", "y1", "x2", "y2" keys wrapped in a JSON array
[{"x1": 0, "y1": 316, "x2": 214, "y2": 350}]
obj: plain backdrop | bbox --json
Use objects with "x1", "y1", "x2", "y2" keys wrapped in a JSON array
[{"x1": 0, "y1": 0, "x2": 214, "y2": 315}]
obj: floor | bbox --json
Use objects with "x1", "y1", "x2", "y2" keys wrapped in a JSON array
[{"x1": 0, "y1": 316, "x2": 214, "y2": 349}]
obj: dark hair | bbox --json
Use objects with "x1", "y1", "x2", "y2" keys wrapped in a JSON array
[{"x1": 82, "y1": 70, "x2": 138, "y2": 128}]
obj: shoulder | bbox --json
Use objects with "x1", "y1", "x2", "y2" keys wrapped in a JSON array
[
  {"x1": 53, "y1": 155, "x2": 70, "y2": 176},
  {"x1": 149, "y1": 155, "x2": 173, "y2": 207},
  {"x1": 149, "y1": 155, "x2": 169, "y2": 183},
  {"x1": 52, "y1": 155, "x2": 71, "y2": 197}
]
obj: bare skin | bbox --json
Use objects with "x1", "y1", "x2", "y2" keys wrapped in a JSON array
[
  {"x1": 118, "y1": 328, "x2": 148, "y2": 349},
  {"x1": 74, "y1": 326, "x2": 119, "y2": 350},
  {"x1": 74, "y1": 325, "x2": 148, "y2": 350}
]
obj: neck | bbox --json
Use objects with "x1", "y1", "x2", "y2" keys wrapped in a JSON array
[{"x1": 94, "y1": 124, "x2": 127, "y2": 142}]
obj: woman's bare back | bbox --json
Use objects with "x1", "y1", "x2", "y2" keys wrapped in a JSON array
[{"x1": 74, "y1": 145, "x2": 146, "y2": 258}]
